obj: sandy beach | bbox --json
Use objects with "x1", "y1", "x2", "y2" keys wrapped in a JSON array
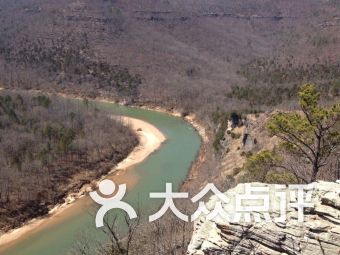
[
  {"x1": 113, "y1": 116, "x2": 166, "y2": 171},
  {"x1": 0, "y1": 116, "x2": 166, "y2": 248}
]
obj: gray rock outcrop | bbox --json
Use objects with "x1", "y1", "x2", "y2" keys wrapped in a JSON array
[{"x1": 188, "y1": 181, "x2": 340, "y2": 255}]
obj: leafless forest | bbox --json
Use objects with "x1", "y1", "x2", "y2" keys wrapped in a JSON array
[
  {"x1": 0, "y1": 0, "x2": 339, "y2": 118},
  {"x1": 0, "y1": 0, "x2": 338, "y2": 182},
  {"x1": 0, "y1": 0, "x2": 339, "y2": 254},
  {"x1": 0, "y1": 91, "x2": 137, "y2": 231}
]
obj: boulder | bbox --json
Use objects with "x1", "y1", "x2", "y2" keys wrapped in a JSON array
[{"x1": 188, "y1": 181, "x2": 340, "y2": 255}]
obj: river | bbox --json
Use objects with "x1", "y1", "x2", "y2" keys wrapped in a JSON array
[{"x1": 0, "y1": 100, "x2": 201, "y2": 255}]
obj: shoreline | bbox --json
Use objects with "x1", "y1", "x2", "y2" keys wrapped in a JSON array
[
  {"x1": 0, "y1": 87, "x2": 208, "y2": 143},
  {"x1": 0, "y1": 116, "x2": 166, "y2": 248},
  {"x1": 0, "y1": 87, "x2": 207, "y2": 248},
  {"x1": 135, "y1": 105, "x2": 208, "y2": 144}
]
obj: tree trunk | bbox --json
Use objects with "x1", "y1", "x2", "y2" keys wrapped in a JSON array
[{"x1": 311, "y1": 163, "x2": 318, "y2": 182}]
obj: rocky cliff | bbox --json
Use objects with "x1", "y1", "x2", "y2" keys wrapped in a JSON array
[{"x1": 188, "y1": 181, "x2": 340, "y2": 255}]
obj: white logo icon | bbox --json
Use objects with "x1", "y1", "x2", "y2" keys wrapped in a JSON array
[{"x1": 90, "y1": 179, "x2": 137, "y2": 228}]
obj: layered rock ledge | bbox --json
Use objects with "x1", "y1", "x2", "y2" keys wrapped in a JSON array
[{"x1": 188, "y1": 181, "x2": 340, "y2": 255}]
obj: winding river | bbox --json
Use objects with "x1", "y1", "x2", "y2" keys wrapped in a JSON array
[{"x1": 0, "y1": 100, "x2": 201, "y2": 255}]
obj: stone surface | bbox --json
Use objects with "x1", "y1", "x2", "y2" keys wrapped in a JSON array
[{"x1": 188, "y1": 181, "x2": 340, "y2": 255}]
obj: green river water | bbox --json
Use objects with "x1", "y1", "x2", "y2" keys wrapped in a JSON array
[{"x1": 0, "y1": 100, "x2": 201, "y2": 255}]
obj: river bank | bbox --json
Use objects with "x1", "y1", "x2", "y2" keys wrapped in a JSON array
[
  {"x1": 0, "y1": 115, "x2": 166, "y2": 248},
  {"x1": 0, "y1": 87, "x2": 207, "y2": 250},
  {"x1": 133, "y1": 105, "x2": 209, "y2": 193},
  {"x1": 0, "y1": 87, "x2": 209, "y2": 190},
  {"x1": 0, "y1": 87, "x2": 208, "y2": 143}
]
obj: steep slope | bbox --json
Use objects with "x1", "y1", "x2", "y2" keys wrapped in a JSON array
[{"x1": 0, "y1": 0, "x2": 339, "y2": 118}]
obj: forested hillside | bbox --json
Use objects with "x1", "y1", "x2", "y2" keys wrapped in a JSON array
[
  {"x1": 0, "y1": 91, "x2": 138, "y2": 231},
  {"x1": 0, "y1": 0, "x2": 339, "y2": 119},
  {"x1": 0, "y1": 1, "x2": 339, "y2": 253},
  {"x1": 0, "y1": 0, "x2": 339, "y2": 202}
]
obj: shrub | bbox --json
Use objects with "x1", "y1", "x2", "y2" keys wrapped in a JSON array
[
  {"x1": 230, "y1": 132, "x2": 241, "y2": 139},
  {"x1": 265, "y1": 170, "x2": 298, "y2": 184},
  {"x1": 239, "y1": 150, "x2": 281, "y2": 183}
]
